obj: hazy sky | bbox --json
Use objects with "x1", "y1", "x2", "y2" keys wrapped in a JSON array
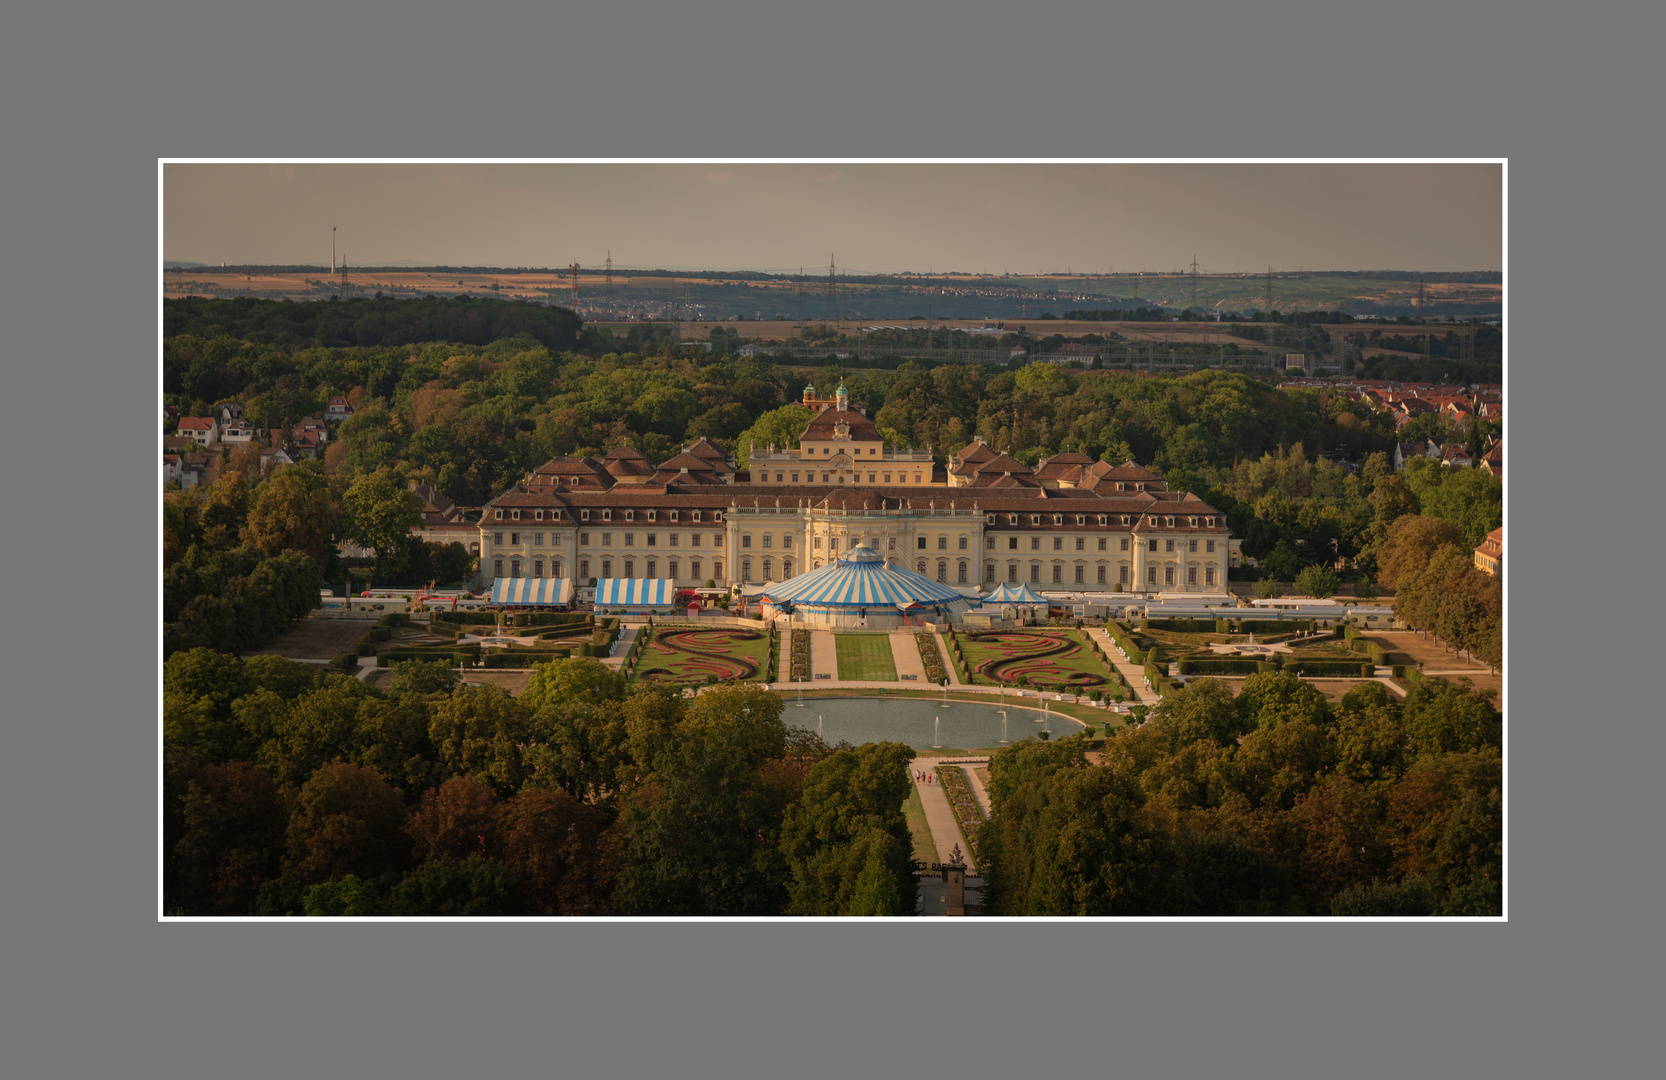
[{"x1": 164, "y1": 162, "x2": 1502, "y2": 273}]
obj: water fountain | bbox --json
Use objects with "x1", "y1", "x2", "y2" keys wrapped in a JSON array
[
  {"x1": 796, "y1": 687, "x2": 805, "y2": 708},
  {"x1": 818, "y1": 714, "x2": 823, "y2": 738},
  {"x1": 933, "y1": 715, "x2": 942, "y2": 749},
  {"x1": 998, "y1": 711, "x2": 1008, "y2": 744},
  {"x1": 940, "y1": 679, "x2": 951, "y2": 708}
]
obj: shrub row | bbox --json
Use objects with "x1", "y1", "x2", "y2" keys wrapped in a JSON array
[
  {"x1": 1106, "y1": 622, "x2": 1145, "y2": 665},
  {"x1": 1349, "y1": 638, "x2": 1387, "y2": 665},
  {"x1": 1177, "y1": 658, "x2": 1281, "y2": 675},
  {"x1": 915, "y1": 633, "x2": 947, "y2": 684},
  {"x1": 1143, "y1": 617, "x2": 1228, "y2": 634},
  {"x1": 790, "y1": 629, "x2": 810, "y2": 682},
  {"x1": 1284, "y1": 660, "x2": 1375, "y2": 677},
  {"x1": 1239, "y1": 618, "x2": 1318, "y2": 634}
]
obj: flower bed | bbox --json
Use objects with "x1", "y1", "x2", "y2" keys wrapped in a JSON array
[
  {"x1": 934, "y1": 765, "x2": 984, "y2": 859},
  {"x1": 915, "y1": 632, "x2": 947, "y2": 684},
  {"x1": 634, "y1": 627, "x2": 767, "y2": 685},
  {"x1": 960, "y1": 630, "x2": 1108, "y2": 690},
  {"x1": 790, "y1": 628, "x2": 811, "y2": 682}
]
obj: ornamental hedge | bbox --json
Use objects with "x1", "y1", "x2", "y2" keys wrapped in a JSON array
[
  {"x1": 1178, "y1": 657, "x2": 1281, "y2": 676},
  {"x1": 1283, "y1": 660, "x2": 1374, "y2": 677}
]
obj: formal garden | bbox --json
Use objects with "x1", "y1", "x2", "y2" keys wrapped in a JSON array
[
  {"x1": 632, "y1": 627, "x2": 773, "y2": 686},
  {"x1": 834, "y1": 634, "x2": 898, "y2": 681},
  {"x1": 951, "y1": 630, "x2": 1118, "y2": 692}
]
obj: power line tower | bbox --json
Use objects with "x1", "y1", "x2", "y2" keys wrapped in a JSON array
[
  {"x1": 331, "y1": 225, "x2": 336, "y2": 274},
  {"x1": 604, "y1": 251, "x2": 613, "y2": 298},
  {"x1": 340, "y1": 254, "x2": 349, "y2": 298},
  {"x1": 1265, "y1": 265, "x2": 1274, "y2": 317},
  {"x1": 796, "y1": 267, "x2": 805, "y2": 324},
  {"x1": 569, "y1": 262, "x2": 581, "y2": 306},
  {"x1": 822, "y1": 254, "x2": 838, "y2": 323},
  {"x1": 1189, "y1": 254, "x2": 1200, "y2": 311},
  {"x1": 1417, "y1": 273, "x2": 1426, "y2": 310}
]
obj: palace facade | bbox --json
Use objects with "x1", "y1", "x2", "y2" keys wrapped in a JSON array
[{"x1": 474, "y1": 435, "x2": 1233, "y2": 597}]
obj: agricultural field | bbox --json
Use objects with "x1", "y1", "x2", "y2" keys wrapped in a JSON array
[
  {"x1": 835, "y1": 634, "x2": 898, "y2": 681},
  {"x1": 633, "y1": 627, "x2": 770, "y2": 686},
  {"x1": 956, "y1": 630, "x2": 1116, "y2": 691}
]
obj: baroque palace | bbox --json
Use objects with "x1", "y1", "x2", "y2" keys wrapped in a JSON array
[{"x1": 473, "y1": 383, "x2": 1231, "y2": 596}]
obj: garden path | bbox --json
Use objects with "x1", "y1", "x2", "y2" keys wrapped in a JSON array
[
  {"x1": 810, "y1": 630, "x2": 838, "y2": 680},
  {"x1": 888, "y1": 631, "x2": 928, "y2": 682},
  {"x1": 1086, "y1": 627, "x2": 1161, "y2": 704},
  {"x1": 913, "y1": 769, "x2": 977, "y2": 874},
  {"x1": 958, "y1": 762, "x2": 994, "y2": 818}
]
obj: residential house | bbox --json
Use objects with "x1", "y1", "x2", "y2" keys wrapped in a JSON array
[
  {"x1": 217, "y1": 402, "x2": 244, "y2": 422},
  {"x1": 177, "y1": 416, "x2": 218, "y2": 446},
  {"x1": 1473, "y1": 526, "x2": 1502, "y2": 578},
  {"x1": 1034, "y1": 343, "x2": 1100, "y2": 366},
  {"x1": 1438, "y1": 443, "x2": 1474, "y2": 468},
  {"x1": 325, "y1": 395, "x2": 355, "y2": 420},
  {"x1": 220, "y1": 417, "x2": 256, "y2": 443}
]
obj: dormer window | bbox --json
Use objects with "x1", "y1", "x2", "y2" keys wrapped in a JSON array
[
  {"x1": 692, "y1": 511, "x2": 702, "y2": 523},
  {"x1": 494, "y1": 509, "x2": 503, "y2": 520},
  {"x1": 1122, "y1": 515, "x2": 1130, "y2": 525},
  {"x1": 603, "y1": 510, "x2": 613, "y2": 522},
  {"x1": 1117, "y1": 482, "x2": 1126, "y2": 491},
  {"x1": 624, "y1": 510, "x2": 634, "y2": 522},
  {"x1": 1166, "y1": 516, "x2": 1175, "y2": 527},
  {"x1": 669, "y1": 510, "x2": 679, "y2": 522},
  {"x1": 1030, "y1": 515, "x2": 1041, "y2": 526},
  {"x1": 1189, "y1": 516, "x2": 1197, "y2": 527},
  {"x1": 985, "y1": 514, "x2": 995, "y2": 525},
  {"x1": 1075, "y1": 514, "x2": 1085, "y2": 525},
  {"x1": 713, "y1": 513, "x2": 723, "y2": 523},
  {"x1": 580, "y1": 510, "x2": 590, "y2": 522},
  {"x1": 647, "y1": 510, "x2": 656, "y2": 522},
  {"x1": 511, "y1": 509, "x2": 521, "y2": 520},
  {"x1": 1150, "y1": 516, "x2": 1158, "y2": 526},
  {"x1": 535, "y1": 509, "x2": 544, "y2": 521},
  {"x1": 1137, "y1": 483, "x2": 1147, "y2": 491},
  {"x1": 1008, "y1": 514, "x2": 1019, "y2": 525},
  {"x1": 1097, "y1": 515, "x2": 1107, "y2": 525},
  {"x1": 1053, "y1": 514, "x2": 1063, "y2": 525}
]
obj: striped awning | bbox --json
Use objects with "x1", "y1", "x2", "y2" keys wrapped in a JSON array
[
  {"x1": 490, "y1": 577, "x2": 573, "y2": 605},
  {"x1": 980, "y1": 583, "x2": 1048, "y2": 605},
  {"x1": 759, "y1": 546, "x2": 965, "y2": 609},
  {"x1": 595, "y1": 578, "x2": 677, "y2": 607}
]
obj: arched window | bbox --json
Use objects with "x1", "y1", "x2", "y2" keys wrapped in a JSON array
[
  {"x1": 782, "y1": 558, "x2": 793, "y2": 577},
  {"x1": 958, "y1": 561, "x2": 968, "y2": 583},
  {"x1": 741, "y1": 558, "x2": 752, "y2": 582},
  {"x1": 668, "y1": 558, "x2": 679, "y2": 580},
  {"x1": 762, "y1": 557, "x2": 773, "y2": 579},
  {"x1": 916, "y1": 559, "x2": 927, "y2": 574},
  {"x1": 937, "y1": 560, "x2": 947, "y2": 581}
]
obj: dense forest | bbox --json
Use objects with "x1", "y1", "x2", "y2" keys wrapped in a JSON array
[
  {"x1": 165, "y1": 666, "x2": 918, "y2": 916},
  {"x1": 977, "y1": 670, "x2": 1501, "y2": 915}
]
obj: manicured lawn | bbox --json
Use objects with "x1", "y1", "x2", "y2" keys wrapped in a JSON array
[
  {"x1": 956, "y1": 630, "x2": 1119, "y2": 692},
  {"x1": 635, "y1": 627, "x2": 771, "y2": 685},
  {"x1": 902, "y1": 785, "x2": 939, "y2": 866},
  {"x1": 835, "y1": 634, "x2": 898, "y2": 681}
]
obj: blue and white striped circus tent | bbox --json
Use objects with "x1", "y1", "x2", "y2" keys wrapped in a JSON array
[
  {"x1": 491, "y1": 577, "x2": 574, "y2": 606},
  {"x1": 757, "y1": 546, "x2": 972, "y2": 629},
  {"x1": 595, "y1": 578, "x2": 678, "y2": 610},
  {"x1": 979, "y1": 583, "x2": 1048, "y2": 606}
]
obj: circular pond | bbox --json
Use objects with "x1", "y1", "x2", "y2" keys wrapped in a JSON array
[{"x1": 780, "y1": 695, "x2": 1082, "y2": 751}]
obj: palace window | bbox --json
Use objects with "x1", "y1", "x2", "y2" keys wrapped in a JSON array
[
  {"x1": 669, "y1": 533, "x2": 679, "y2": 547},
  {"x1": 1096, "y1": 565, "x2": 1106, "y2": 584},
  {"x1": 1031, "y1": 538, "x2": 1041, "y2": 551},
  {"x1": 511, "y1": 510, "x2": 520, "y2": 521},
  {"x1": 762, "y1": 534, "x2": 772, "y2": 548},
  {"x1": 580, "y1": 558, "x2": 590, "y2": 578},
  {"x1": 783, "y1": 534, "x2": 793, "y2": 548},
  {"x1": 762, "y1": 557, "x2": 772, "y2": 578},
  {"x1": 581, "y1": 510, "x2": 590, "y2": 522},
  {"x1": 712, "y1": 559, "x2": 723, "y2": 578},
  {"x1": 829, "y1": 537, "x2": 839, "y2": 552},
  {"x1": 668, "y1": 558, "x2": 679, "y2": 580},
  {"x1": 1188, "y1": 565, "x2": 1197, "y2": 585},
  {"x1": 494, "y1": 532, "x2": 503, "y2": 546},
  {"x1": 1052, "y1": 565, "x2": 1063, "y2": 584},
  {"x1": 782, "y1": 558, "x2": 793, "y2": 576},
  {"x1": 1052, "y1": 537, "x2": 1063, "y2": 551},
  {"x1": 624, "y1": 533, "x2": 634, "y2": 547},
  {"x1": 1148, "y1": 539, "x2": 1158, "y2": 552},
  {"x1": 918, "y1": 536, "x2": 928, "y2": 550},
  {"x1": 1075, "y1": 537, "x2": 1085, "y2": 551},
  {"x1": 670, "y1": 510, "x2": 679, "y2": 522},
  {"x1": 553, "y1": 559, "x2": 562, "y2": 578},
  {"x1": 985, "y1": 515, "x2": 995, "y2": 525},
  {"x1": 713, "y1": 534, "x2": 723, "y2": 546},
  {"x1": 883, "y1": 473, "x2": 891, "y2": 483},
  {"x1": 1164, "y1": 566, "x2": 1174, "y2": 586},
  {"x1": 938, "y1": 535, "x2": 948, "y2": 550},
  {"x1": 937, "y1": 560, "x2": 947, "y2": 582},
  {"x1": 1166, "y1": 539, "x2": 1175, "y2": 553},
  {"x1": 580, "y1": 532, "x2": 589, "y2": 546},
  {"x1": 1030, "y1": 564, "x2": 1041, "y2": 583},
  {"x1": 602, "y1": 533, "x2": 612, "y2": 547},
  {"x1": 624, "y1": 510, "x2": 635, "y2": 522},
  {"x1": 1074, "y1": 565, "x2": 1084, "y2": 584},
  {"x1": 742, "y1": 534, "x2": 752, "y2": 549},
  {"x1": 647, "y1": 510, "x2": 657, "y2": 522},
  {"x1": 1206, "y1": 540, "x2": 1216, "y2": 553},
  {"x1": 495, "y1": 509, "x2": 503, "y2": 520},
  {"x1": 511, "y1": 532, "x2": 520, "y2": 546},
  {"x1": 691, "y1": 511, "x2": 702, "y2": 523},
  {"x1": 533, "y1": 557, "x2": 544, "y2": 577},
  {"x1": 493, "y1": 558, "x2": 503, "y2": 578},
  {"x1": 958, "y1": 535, "x2": 968, "y2": 550},
  {"x1": 624, "y1": 558, "x2": 635, "y2": 576},
  {"x1": 689, "y1": 558, "x2": 701, "y2": 579},
  {"x1": 647, "y1": 534, "x2": 657, "y2": 547},
  {"x1": 689, "y1": 533, "x2": 701, "y2": 547},
  {"x1": 917, "y1": 559, "x2": 927, "y2": 574},
  {"x1": 1030, "y1": 515, "x2": 1041, "y2": 525},
  {"x1": 535, "y1": 510, "x2": 544, "y2": 521},
  {"x1": 646, "y1": 558, "x2": 657, "y2": 578},
  {"x1": 511, "y1": 559, "x2": 522, "y2": 578},
  {"x1": 1205, "y1": 565, "x2": 1216, "y2": 585},
  {"x1": 1120, "y1": 566, "x2": 1130, "y2": 585},
  {"x1": 986, "y1": 536, "x2": 996, "y2": 550},
  {"x1": 1189, "y1": 539, "x2": 1197, "y2": 553},
  {"x1": 1120, "y1": 538, "x2": 1129, "y2": 551},
  {"x1": 986, "y1": 563, "x2": 996, "y2": 583},
  {"x1": 958, "y1": 561, "x2": 968, "y2": 583},
  {"x1": 534, "y1": 532, "x2": 544, "y2": 546},
  {"x1": 1097, "y1": 538, "x2": 1107, "y2": 551}
]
